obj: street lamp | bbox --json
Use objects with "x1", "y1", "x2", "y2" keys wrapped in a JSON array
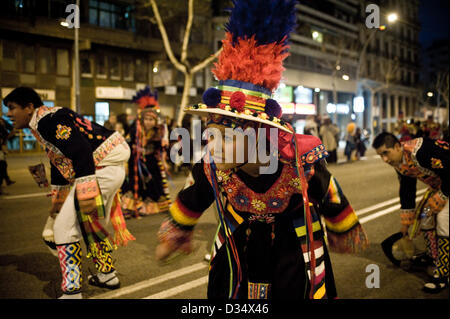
[
  {"x1": 387, "y1": 13, "x2": 398, "y2": 23},
  {"x1": 342, "y1": 74, "x2": 350, "y2": 81},
  {"x1": 427, "y1": 92, "x2": 434, "y2": 97},
  {"x1": 60, "y1": 2, "x2": 80, "y2": 114},
  {"x1": 357, "y1": 12, "x2": 398, "y2": 140}
]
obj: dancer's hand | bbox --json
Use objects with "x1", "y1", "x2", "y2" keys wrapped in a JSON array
[
  {"x1": 78, "y1": 198, "x2": 97, "y2": 214},
  {"x1": 155, "y1": 242, "x2": 178, "y2": 261},
  {"x1": 49, "y1": 202, "x2": 63, "y2": 218},
  {"x1": 155, "y1": 219, "x2": 194, "y2": 261}
]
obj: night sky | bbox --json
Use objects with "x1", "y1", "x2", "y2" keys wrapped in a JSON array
[{"x1": 418, "y1": 0, "x2": 449, "y2": 49}]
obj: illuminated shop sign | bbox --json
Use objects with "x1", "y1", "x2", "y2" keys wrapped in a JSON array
[{"x1": 294, "y1": 86, "x2": 313, "y2": 104}]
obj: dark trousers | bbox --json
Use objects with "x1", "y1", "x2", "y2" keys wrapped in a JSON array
[
  {"x1": 327, "y1": 149, "x2": 337, "y2": 163},
  {"x1": 0, "y1": 160, "x2": 6, "y2": 185}
]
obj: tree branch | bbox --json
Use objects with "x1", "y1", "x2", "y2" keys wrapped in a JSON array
[
  {"x1": 181, "y1": 0, "x2": 194, "y2": 64},
  {"x1": 149, "y1": 0, "x2": 187, "y2": 74},
  {"x1": 191, "y1": 47, "x2": 223, "y2": 74}
]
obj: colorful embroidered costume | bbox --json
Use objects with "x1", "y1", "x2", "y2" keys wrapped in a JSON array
[
  {"x1": 29, "y1": 105, "x2": 135, "y2": 297},
  {"x1": 157, "y1": 0, "x2": 368, "y2": 299},
  {"x1": 396, "y1": 137, "x2": 449, "y2": 285},
  {"x1": 120, "y1": 86, "x2": 171, "y2": 217}
]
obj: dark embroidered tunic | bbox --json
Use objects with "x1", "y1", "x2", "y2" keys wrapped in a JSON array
[
  {"x1": 165, "y1": 135, "x2": 368, "y2": 299},
  {"x1": 29, "y1": 106, "x2": 126, "y2": 201},
  {"x1": 396, "y1": 137, "x2": 449, "y2": 212}
]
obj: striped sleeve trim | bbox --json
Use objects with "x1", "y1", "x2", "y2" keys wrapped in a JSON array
[{"x1": 169, "y1": 197, "x2": 203, "y2": 227}]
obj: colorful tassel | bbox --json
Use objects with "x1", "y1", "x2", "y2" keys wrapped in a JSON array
[{"x1": 110, "y1": 193, "x2": 136, "y2": 246}]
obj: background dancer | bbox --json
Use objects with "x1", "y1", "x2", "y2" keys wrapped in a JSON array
[
  {"x1": 4, "y1": 87, "x2": 135, "y2": 299},
  {"x1": 120, "y1": 86, "x2": 171, "y2": 218},
  {"x1": 373, "y1": 132, "x2": 449, "y2": 293}
]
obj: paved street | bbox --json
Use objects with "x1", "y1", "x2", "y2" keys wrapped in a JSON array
[{"x1": 0, "y1": 148, "x2": 448, "y2": 300}]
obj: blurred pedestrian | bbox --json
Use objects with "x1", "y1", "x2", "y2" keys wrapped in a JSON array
[
  {"x1": 117, "y1": 113, "x2": 131, "y2": 137},
  {"x1": 4, "y1": 87, "x2": 135, "y2": 299},
  {"x1": 304, "y1": 115, "x2": 319, "y2": 137},
  {"x1": 344, "y1": 122, "x2": 356, "y2": 162},
  {"x1": 373, "y1": 132, "x2": 449, "y2": 293},
  {"x1": 355, "y1": 127, "x2": 367, "y2": 159},
  {"x1": 0, "y1": 117, "x2": 15, "y2": 195},
  {"x1": 319, "y1": 115, "x2": 339, "y2": 163},
  {"x1": 413, "y1": 120, "x2": 424, "y2": 138},
  {"x1": 103, "y1": 112, "x2": 117, "y2": 131}
]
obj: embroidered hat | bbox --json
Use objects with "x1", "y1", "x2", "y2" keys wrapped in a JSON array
[{"x1": 185, "y1": 0, "x2": 297, "y2": 133}]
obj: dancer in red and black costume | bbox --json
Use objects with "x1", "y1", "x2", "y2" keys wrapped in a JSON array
[{"x1": 121, "y1": 86, "x2": 171, "y2": 218}]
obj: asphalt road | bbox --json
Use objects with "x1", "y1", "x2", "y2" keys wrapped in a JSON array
[{"x1": 0, "y1": 148, "x2": 448, "y2": 301}]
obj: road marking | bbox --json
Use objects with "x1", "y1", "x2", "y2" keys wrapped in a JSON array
[
  {"x1": 91, "y1": 262, "x2": 208, "y2": 299},
  {"x1": 359, "y1": 190, "x2": 428, "y2": 224},
  {"x1": 359, "y1": 204, "x2": 401, "y2": 224},
  {"x1": 143, "y1": 276, "x2": 208, "y2": 299},
  {"x1": 2, "y1": 192, "x2": 48, "y2": 200},
  {"x1": 90, "y1": 187, "x2": 430, "y2": 299},
  {"x1": 356, "y1": 188, "x2": 427, "y2": 216}
]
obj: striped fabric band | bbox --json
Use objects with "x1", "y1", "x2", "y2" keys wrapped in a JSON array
[
  {"x1": 324, "y1": 205, "x2": 359, "y2": 233},
  {"x1": 169, "y1": 198, "x2": 203, "y2": 228},
  {"x1": 218, "y1": 79, "x2": 272, "y2": 97},
  {"x1": 221, "y1": 90, "x2": 267, "y2": 107},
  {"x1": 219, "y1": 91, "x2": 266, "y2": 113},
  {"x1": 292, "y1": 206, "x2": 328, "y2": 299},
  {"x1": 327, "y1": 176, "x2": 342, "y2": 204}
]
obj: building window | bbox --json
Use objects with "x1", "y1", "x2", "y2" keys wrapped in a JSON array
[
  {"x1": 39, "y1": 47, "x2": 55, "y2": 74},
  {"x1": 135, "y1": 58, "x2": 147, "y2": 82},
  {"x1": 1, "y1": 41, "x2": 17, "y2": 71},
  {"x1": 95, "y1": 102, "x2": 109, "y2": 125},
  {"x1": 96, "y1": 53, "x2": 107, "y2": 79},
  {"x1": 22, "y1": 45, "x2": 35, "y2": 73},
  {"x1": 81, "y1": 52, "x2": 93, "y2": 78},
  {"x1": 122, "y1": 57, "x2": 134, "y2": 81},
  {"x1": 89, "y1": 0, "x2": 135, "y2": 31},
  {"x1": 56, "y1": 49, "x2": 70, "y2": 76},
  {"x1": 49, "y1": 0, "x2": 71, "y2": 19},
  {"x1": 109, "y1": 55, "x2": 121, "y2": 80}
]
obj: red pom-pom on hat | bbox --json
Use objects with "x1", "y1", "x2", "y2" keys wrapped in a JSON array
[{"x1": 230, "y1": 91, "x2": 246, "y2": 112}]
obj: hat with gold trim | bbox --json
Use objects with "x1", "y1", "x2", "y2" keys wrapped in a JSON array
[{"x1": 185, "y1": 0, "x2": 297, "y2": 133}]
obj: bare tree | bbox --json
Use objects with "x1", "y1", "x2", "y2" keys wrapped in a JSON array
[
  {"x1": 315, "y1": 36, "x2": 359, "y2": 121},
  {"x1": 140, "y1": 0, "x2": 222, "y2": 126},
  {"x1": 435, "y1": 71, "x2": 449, "y2": 123}
]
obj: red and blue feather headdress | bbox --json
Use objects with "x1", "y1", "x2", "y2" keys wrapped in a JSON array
[
  {"x1": 132, "y1": 86, "x2": 159, "y2": 111},
  {"x1": 185, "y1": 0, "x2": 297, "y2": 133}
]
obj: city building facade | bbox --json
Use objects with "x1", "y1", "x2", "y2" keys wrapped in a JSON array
[
  {"x1": 1, "y1": 0, "x2": 422, "y2": 152},
  {"x1": 0, "y1": 0, "x2": 212, "y2": 151}
]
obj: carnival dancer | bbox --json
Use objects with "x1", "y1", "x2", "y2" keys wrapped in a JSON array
[
  {"x1": 120, "y1": 86, "x2": 171, "y2": 218},
  {"x1": 4, "y1": 87, "x2": 135, "y2": 299},
  {"x1": 155, "y1": 0, "x2": 369, "y2": 300},
  {"x1": 373, "y1": 132, "x2": 449, "y2": 293}
]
